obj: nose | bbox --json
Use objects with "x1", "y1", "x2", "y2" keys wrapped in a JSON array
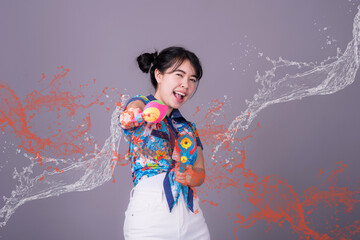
[{"x1": 180, "y1": 78, "x2": 188, "y2": 89}]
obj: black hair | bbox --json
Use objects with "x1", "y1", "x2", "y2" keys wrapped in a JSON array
[{"x1": 136, "y1": 46, "x2": 203, "y2": 91}]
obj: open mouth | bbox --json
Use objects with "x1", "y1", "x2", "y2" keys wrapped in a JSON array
[{"x1": 173, "y1": 91, "x2": 186, "y2": 102}]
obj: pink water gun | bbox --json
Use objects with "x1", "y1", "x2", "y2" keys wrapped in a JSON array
[{"x1": 132, "y1": 100, "x2": 168, "y2": 123}]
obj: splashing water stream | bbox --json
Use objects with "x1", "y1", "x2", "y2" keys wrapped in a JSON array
[
  {"x1": 0, "y1": 71, "x2": 128, "y2": 227},
  {"x1": 212, "y1": 6, "x2": 360, "y2": 160},
  {"x1": 0, "y1": 5, "x2": 359, "y2": 240}
]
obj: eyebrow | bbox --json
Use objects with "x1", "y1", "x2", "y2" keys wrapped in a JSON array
[{"x1": 174, "y1": 69, "x2": 197, "y2": 78}]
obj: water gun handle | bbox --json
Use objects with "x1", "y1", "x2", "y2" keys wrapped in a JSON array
[
  {"x1": 132, "y1": 100, "x2": 168, "y2": 123},
  {"x1": 179, "y1": 157, "x2": 190, "y2": 173},
  {"x1": 175, "y1": 133, "x2": 197, "y2": 173}
]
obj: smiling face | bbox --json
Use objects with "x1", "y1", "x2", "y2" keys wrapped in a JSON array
[{"x1": 154, "y1": 59, "x2": 198, "y2": 115}]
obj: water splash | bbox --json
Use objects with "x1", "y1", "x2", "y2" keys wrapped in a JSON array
[
  {"x1": 187, "y1": 97, "x2": 360, "y2": 240},
  {"x1": 0, "y1": 69, "x2": 128, "y2": 227},
  {"x1": 0, "y1": 6, "x2": 359, "y2": 240},
  {"x1": 232, "y1": 162, "x2": 360, "y2": 240},
  {"x1": 213, "y1": 6, "x2": 360, "y2": 159}
]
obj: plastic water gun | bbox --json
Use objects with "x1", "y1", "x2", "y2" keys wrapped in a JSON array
[
  {"x1": 174, "y1": 133, "x2": 197, "y2": 173},
  {"x1": 132, "y1": 100, "x2": 168, "y2": 123}
]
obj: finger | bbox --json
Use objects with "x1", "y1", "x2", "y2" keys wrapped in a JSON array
[
  {"x1": 176, "y1": 178, "x2": 186, "y2": 185},
  {"x1": 120, "y1": 111, "x2": 132, "y2": 127},
  {"x1": 185, "y1": 165, "x2": 193, "y2": 172},
  {"x1": 175, "y1": 176, "x2": 183, "y2": 183},
  {"x1": 120, "y1": 119, "x2": 130, "y2": 129},
  {"x1": 176, "y1": 171, "x2": 185, "y2": 177},
  {"x1": 175, "y1": 173, "x2": 184, "y2": 179}
]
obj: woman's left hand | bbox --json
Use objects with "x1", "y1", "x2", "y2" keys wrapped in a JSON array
[{"x1": 174, "y1": 164, "x2": 195, "y2": 186}]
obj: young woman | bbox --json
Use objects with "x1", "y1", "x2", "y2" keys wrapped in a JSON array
[{"x1": 120, "y1": 46, "x2": 210, "y2": 239}]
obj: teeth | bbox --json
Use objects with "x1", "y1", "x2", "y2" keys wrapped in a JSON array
[{"x1": 175, "y1": 91, "x2": 185, "y2": 96}]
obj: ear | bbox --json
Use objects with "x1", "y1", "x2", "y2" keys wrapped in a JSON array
[{"x1": 154, "y1": 69, "x2": 163, "y2": 84}]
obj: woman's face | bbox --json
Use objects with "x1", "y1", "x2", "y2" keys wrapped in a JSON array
[{"x1": 154, "y1": 59, "x2": 198, "y2": 115}]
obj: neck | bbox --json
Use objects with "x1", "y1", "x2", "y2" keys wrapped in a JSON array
[{"x1": 166, "y1": 108, "x2": 173, "y2": 117}]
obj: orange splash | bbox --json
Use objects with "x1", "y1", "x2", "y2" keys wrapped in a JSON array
[
  {"x1": 1, "y1": 70, "x2": 359, "y2": 239},
  {"x1": 193, "y1": 100, "x2": 359, "y2": 240},
  {"x1": 0, "y1": 67, "x2": 121, "y2": 176}
]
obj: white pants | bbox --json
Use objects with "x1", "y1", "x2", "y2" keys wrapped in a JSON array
[{"x1": 123, "y1": 173, "x2": 210, "y2": 240}]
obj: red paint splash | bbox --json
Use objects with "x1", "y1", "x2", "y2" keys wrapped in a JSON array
[
  {"x1": 0, "y1": 66, "x2": 125, "y2": 180},
  {"x1": 193, "y1": 99, "x2": 360, "y2": 239},
  {"x1": 202, "y1": 199, "x2": 219, "y2": 207},
  {"x1": 230, "y1": 162, "x2": 360, "y2": 240},
  {"x1": 1, "y1": 72, "x2": 359, "y2": 239}
]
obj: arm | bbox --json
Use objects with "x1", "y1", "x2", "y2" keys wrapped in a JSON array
[
  {"x1": 127, "y1": 99, "x2": 146, "y2": 110},
  {"x1": 175, "y1": 146, "x2": 206, "y2": 187}
]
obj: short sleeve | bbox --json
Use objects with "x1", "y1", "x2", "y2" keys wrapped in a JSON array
[
  {"x1": 190, "y1": 122, "x2": 203, "y2": 150},
  {"x1": 125, "y1": 95, "x2": 149, "y2": 108}
]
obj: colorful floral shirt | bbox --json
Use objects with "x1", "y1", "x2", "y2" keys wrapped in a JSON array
[{"x1": 122, "y1": 94, "x2": 203, "y2": 211}]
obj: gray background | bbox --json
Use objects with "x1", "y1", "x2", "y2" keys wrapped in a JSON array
[{"x1": 1, "y1": 0, "x2": 360, "y2": 239}]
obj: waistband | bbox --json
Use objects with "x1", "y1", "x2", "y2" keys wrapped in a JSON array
[
  {"x1": 129, "y1": 173, "x2": 167, "y2": 199},
  {"x1": 135, "y1": 172, "x2": 166, "y2": 190}
]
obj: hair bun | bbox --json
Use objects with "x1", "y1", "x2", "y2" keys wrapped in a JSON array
[{"x1": 137, "y1": 51, "x2": 158, "y2": 73}]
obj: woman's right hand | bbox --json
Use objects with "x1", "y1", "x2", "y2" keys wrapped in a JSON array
[{"x1": 120, "y1": 107, "x2": 143, "y2": 129}]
